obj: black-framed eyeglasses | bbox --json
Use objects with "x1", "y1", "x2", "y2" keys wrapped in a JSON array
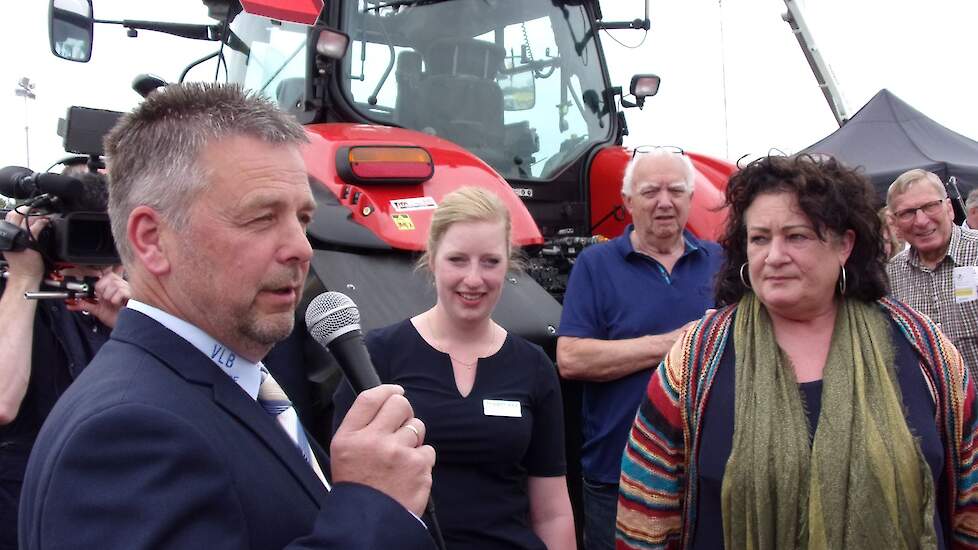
[
  {"x1": 632, "y1": 145, "x2": 685, "y2": 159},
  {"x1": 893, "y1": 198, "x2": 946, "y2": 223}
]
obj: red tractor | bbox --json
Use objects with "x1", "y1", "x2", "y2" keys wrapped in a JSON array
[
  {"x1": 48, "y1": 0, "x2": 734, "y2": 531},
  {"x1": 49, "y1": 0, "x2": 732, "y2": 336}
]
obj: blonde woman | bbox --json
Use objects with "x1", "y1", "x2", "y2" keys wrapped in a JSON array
[{"x1": 334, "y1": 187, "x2": 576, "y2": 549}]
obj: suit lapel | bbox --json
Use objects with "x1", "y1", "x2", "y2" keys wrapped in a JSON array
[{"x1": 111, "y1": 309, "x2": 329, "y2": 505}]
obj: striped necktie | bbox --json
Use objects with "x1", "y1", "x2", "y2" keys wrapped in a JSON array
[{"x1": 257, "y1": 366, "x2": 330, "y2": 490}]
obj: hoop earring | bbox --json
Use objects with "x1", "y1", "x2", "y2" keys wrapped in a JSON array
[
  {"x1": 838, "y1": 265, "x2": 847, "y2": 296},
  {"x1": 740, "y1": 262, "x2": 751, "y2": 288}
]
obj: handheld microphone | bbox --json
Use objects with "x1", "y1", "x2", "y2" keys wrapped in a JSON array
[
  {"x1": 304, "y1": 291, "x2": 380, "y2": 393},
  {"x1": 304, "y1": 291, "x2": 447, "y2": 550}
]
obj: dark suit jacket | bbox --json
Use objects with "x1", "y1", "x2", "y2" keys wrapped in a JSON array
[{"x1": 19, "y1": 309, "x2": 434, "y2": 549}]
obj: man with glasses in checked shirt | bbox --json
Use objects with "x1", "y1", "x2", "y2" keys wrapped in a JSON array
[
  {"x1": 18, "y1": 83, "x2": 436, "y2": 550},
  {"x1": 557, "y1": 146, "x2": 722, "y2": 550},
  {"x1": 886, "y1": 169, "x2": 978, "y2": 377}
]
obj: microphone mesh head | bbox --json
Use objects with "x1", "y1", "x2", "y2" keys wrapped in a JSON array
[{"x1": 305, "y1": 291, "x2": 361, "y2": 346}]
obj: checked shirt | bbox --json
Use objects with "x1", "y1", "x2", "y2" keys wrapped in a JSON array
[{"x1": 887, "y1": 225, "x2": 978, "y2": 377}]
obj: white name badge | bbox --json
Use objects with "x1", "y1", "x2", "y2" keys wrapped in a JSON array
[
  {"x1": 953, "y1": 266, "x2": 978, "y2": 304},
  {"x1": 483, "y1": 399, "x2": 522, "y2": 418}
]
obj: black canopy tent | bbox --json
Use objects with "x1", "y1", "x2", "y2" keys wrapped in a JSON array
[{"x1": 801, "y1": 89, "x2": 978, "y2": 211}]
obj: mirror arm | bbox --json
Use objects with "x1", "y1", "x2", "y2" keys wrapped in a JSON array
[
  {"x1": 93, "y1": 19, "x2": 220, "y2": 42},
  {"x1": 595, "y1": 19, "x2": 651, "y2": 31},
  {"x1": 620, "y1": 96, "x2": 643, "y2": 109},
  {"x1": 609, "y1": 85, "x2": 646, "y2": 110}
]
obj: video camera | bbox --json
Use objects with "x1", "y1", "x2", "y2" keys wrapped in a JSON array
[
  {"x1": 0, "y1": 168, "x2": 117, "y2": 266},
  {"x1": 0, "y1": 106, "x2": 121, "y2": 268}
]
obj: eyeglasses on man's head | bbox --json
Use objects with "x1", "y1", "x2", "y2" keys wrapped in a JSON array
[{"x1": 631, "y1": 145, "x2": 685, "y2": 159}]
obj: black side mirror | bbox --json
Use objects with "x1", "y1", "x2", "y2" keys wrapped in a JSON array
[{"x1": 49, "y1": 0, "x2": 94, "y2": 62}]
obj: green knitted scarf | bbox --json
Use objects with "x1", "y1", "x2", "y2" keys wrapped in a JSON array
[{"x1": 721, "y1": 294, "x2": 936, "y2": 550}]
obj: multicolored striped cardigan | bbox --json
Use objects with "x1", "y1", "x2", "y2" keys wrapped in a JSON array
[{"x1": 616, "y1": 297, "x2": 978, "y2": 549}]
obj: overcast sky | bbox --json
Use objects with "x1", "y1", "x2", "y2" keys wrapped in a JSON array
[{"x1": 2, "y1": 0, "x2": 977, "y2": 172}]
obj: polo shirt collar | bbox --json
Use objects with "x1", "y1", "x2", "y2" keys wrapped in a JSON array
[{"x1": 616, "y1": 224, "x2": 708, "y2": 259}]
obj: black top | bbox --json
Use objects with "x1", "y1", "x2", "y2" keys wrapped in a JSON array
[
  {"x1": 692, "y1": 318, "x2": 946, "y2": 549},
  {"x1": 0, "y1": 280, "x2": 110, "y2": 550},
  {"x1": 333, "y1": 319, "x2": 566, "y2": 549}
]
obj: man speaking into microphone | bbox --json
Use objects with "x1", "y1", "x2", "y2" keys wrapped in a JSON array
[{"x1": 19, "y1": 83, "x2": 435, "y2": 550}]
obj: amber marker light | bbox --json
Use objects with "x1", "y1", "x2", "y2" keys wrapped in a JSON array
[{"x1": 341, "y1": 146, "x2": 434, "y2": 183}]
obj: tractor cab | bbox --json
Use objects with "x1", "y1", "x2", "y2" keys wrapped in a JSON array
[
  {"x1": 334, "y1": 1, "x2": 612, "y2": 182},
  {"x1": 45, "y1": 2, "x2": 734, "y2": 541},
  {"x1": 224, "y1": 0, "x2": 644, "y2": 241}
]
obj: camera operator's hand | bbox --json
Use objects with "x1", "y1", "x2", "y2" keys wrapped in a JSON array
[
  {"x1": 3, "y1": 209, "x2": 48, "y2": 288},
  {"x1": 0, "y1": 209, "x2": 48, "y2": 424},
  {"x1": 65, "y1": 265, "x2": 130, "y2": 328}
]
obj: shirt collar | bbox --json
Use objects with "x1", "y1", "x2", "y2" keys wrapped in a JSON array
[
  {"x1": 946, "y1": 224, "x2": 967, "y2": 266},
  {"x1": 616, "y1": 224, "x2": 707, "y2": 259},
  {"x1": 126, "y1": 300, "x2": 264, "y2": 400}
]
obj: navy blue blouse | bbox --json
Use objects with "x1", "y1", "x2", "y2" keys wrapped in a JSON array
[{"x1": 333, "y1": 319, "x2": 566, "y2": 549}]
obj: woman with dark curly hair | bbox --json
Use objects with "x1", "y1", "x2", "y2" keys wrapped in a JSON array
[{"x1": 616, "y1": 155, "x2": 978, "y2": 550}]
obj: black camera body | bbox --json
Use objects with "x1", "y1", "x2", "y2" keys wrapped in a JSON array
[
  {"x1": 0, "y1": 106, "x2": 121, "y2": 268},
  {"x1": 0, "y1": 175, "x2": 118, "y2": 267},
  {"x1": 46, "y1": 211, "x2": 117, "y2": 265}
]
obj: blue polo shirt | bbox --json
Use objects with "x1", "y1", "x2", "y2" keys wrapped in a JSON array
[{"x1": 559, "y1": 225, "x2": 722, "y2": 483}]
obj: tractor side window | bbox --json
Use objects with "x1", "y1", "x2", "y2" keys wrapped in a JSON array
[
  {"x1": 496, "y1": 17, "x2": 592, "y2": 180},
  {"x1": 348, "y1": 41, "x2": 420, "y2": 123}
]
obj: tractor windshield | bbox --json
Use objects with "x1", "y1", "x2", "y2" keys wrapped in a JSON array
[
  {"x1": 224, "y1": 13, "x2": 309, "y2": 104},
  {"x1": 223, "y1": 1, "x2": 612, "y2": 181},
  {"x1": 340, "y1": 0, "x2": 612, "y2": 180}
]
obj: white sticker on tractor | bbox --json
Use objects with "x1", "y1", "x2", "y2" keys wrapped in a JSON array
[{"x1": 390, "y1": 197, "x2": 438, "y2": 212}]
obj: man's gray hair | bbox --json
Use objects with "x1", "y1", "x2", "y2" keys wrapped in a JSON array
[
  {"x1": 621, "y1": 148, "x2": 696, "y2": 196},
  {"x1": 966, "y1": 187, "x2": 978, "y2": 210},
  {"x1": 886, "y1": 168, "x2": 946, "y2": 209},
  {"x1": 103, "y1": 82, "x2": 309, "y2": 264}
]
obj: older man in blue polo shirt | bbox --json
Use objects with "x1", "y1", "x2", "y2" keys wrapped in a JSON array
[{"x1": 557, "y1": 148, "x2": 722, "y2": 550}]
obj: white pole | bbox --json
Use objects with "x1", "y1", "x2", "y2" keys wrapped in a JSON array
[
  {"x1": 23, "y1": 94, "x2": 31, "y2": 167},
  {"x1": 15, "y1": 77, "x2": 37, "y2": 167}
]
